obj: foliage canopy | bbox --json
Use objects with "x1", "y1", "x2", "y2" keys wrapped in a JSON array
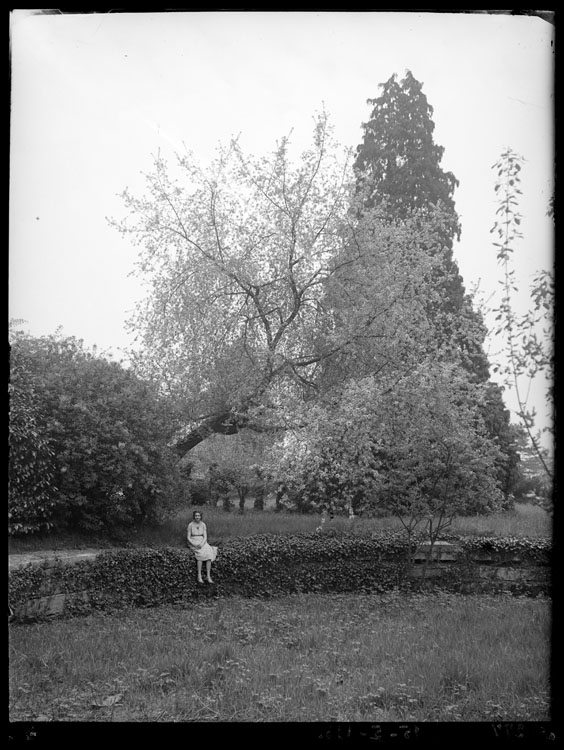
[{"x1": 9, "y1": 330, "x2": 184, "y2": 535}]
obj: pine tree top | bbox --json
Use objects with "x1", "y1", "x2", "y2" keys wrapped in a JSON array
[{"x1": 354, "y1": 70, "x2": 459, "y2": 230}]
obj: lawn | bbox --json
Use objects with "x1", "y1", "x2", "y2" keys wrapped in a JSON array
[{"x1": 9, "y1": 591, "x2": 550, "y2": 723}]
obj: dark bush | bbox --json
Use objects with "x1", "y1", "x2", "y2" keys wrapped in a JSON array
[
  {"x1": 9, "y1": 331, "x2": 185, "y2": 535},
  {"x1": 8, "y1": 531, "x2": 551, "y2": 619}
]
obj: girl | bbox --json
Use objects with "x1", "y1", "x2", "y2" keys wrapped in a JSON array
[{"x1": 187, "y1": 510, "x2": 217, "y2": 583}]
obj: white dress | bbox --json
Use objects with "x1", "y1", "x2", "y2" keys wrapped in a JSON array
[{"x1": 187, "y1": 521, "x2": 218, "y2": 562}]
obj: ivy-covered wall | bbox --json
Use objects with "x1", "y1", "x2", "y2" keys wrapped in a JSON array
[{"x1": 8, "y1": 531, "x2": 551, "y2": 621}]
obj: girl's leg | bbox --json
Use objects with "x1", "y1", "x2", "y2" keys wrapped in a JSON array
[
  {"x1": 206, "y1": 560, "x2": 213, "y2": 583},
  {"x1": 197, "y1": 560, "x2": 203, "y2": 582}
]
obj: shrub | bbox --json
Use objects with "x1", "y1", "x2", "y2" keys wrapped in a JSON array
[
  {"x1": 9, "y1": 330, "x2": 185, "y2": 535},
  {"x1": 8, "y1": 334, "x2": 58, "y2": 534},
  {"x1": 456, "y1": 534, "x2": 551, "y2": 564},
  {"x1": 267, "y1": 364, "x2": 505, "y2": 521},
  {"x1": 8, "y1": 531, "x2": 551, "y2": 619},
  {"x1": 8, "y1": 531, "x2": 411, "y2": 614}
]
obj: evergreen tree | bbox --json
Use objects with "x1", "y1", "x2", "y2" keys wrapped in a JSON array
[
  {"x1": 354, "y1": 70, "x2": 459, "y2": 228},
  {"x1": 322, "y1": 71, "x2": 519, "y2": 499},
  {"x1": 348, "y1": 70, "x2": 490, "y2": 381}
]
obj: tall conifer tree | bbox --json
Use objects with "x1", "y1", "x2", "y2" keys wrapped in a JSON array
[
  {"x1": 352, "y1": 70, "x2": 490, "y2": 382},
  {"x1": 354, "y1": 70, "x2": 459, "y2": 222},
  {"x1": 324, "y1": 71, "x2": 518, "y2": 502}
]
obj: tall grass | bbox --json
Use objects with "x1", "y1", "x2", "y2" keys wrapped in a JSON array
[
  {"x1": 448, "y1": 503, "x2": 551, "y2": 538},
  {"x1": 114, "y1": 501, "x2": 553, "y2": 546},
  {"x1": 8, "y1": 502, "x2": 551, "y2": 554},
  {"x1": 9, "y1": 592, "x2": 550, "y2": 722}
]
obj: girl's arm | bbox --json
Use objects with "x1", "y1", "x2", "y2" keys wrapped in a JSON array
[
  {"x1": 201, "y1": 523, "x2": 208, "y2": 545},
  {"x1": 187, "y1": 522, "x2": 195, "y2": 546}
]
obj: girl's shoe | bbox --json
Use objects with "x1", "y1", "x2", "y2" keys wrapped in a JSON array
[
  {"x1": 207, "y1": 578, "x2": 214, "y2": 584},
  {"x1": 198, "y1": 578, "x2": 204, "y2": 584}
]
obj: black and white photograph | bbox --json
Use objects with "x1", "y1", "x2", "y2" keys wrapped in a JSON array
[{"x1": 9, "y1": 9, "x2": 554, "y2": 739}]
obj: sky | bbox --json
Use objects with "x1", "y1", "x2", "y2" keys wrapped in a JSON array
[{"x1": 9, "y1": 10, "x2": 554, "y2": 443}]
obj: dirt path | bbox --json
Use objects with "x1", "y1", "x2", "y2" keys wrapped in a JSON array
[{"x1": 8, "y1": 549, "x2": 101, "y2": 572}]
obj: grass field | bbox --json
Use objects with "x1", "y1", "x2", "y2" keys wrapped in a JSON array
[
  {"x1": 9, "y1": 503, "x2": 552, "y2": 723},
  {"x1": 8, "y1": 501, "x2": 551, "y2": 554},
  {"x1": 9, "y1": 591, "x2": 550, "y2": 722}
]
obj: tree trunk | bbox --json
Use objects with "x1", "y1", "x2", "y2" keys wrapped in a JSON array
[
  {"x1": 238, "y1": 488, "x2": 248, "y2": 514},
  {"x1": 222, "y1": 490, "x2": 233, "y2": 512},
  {"x1": 275, "y1": 484, "x2": 286, "y2": 512},
  {"x1": 172, "y1": 411, "x2": 245, "y2": 457},
  {"x1": 253, "y1": 485, "x2": 265, "y2": 511}
]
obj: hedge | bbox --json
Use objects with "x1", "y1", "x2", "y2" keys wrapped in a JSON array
[{"x1": 8, "y1": 530, "x2": 551, "y2": 619}]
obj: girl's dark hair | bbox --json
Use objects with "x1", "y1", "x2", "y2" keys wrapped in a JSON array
[{"x1": 192, "y1": 510, "x2": 203, "y2": 520}]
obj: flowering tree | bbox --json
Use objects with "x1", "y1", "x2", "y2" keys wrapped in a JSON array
[
  {"x1": 372, "y1": 365, "x2": 504, "y2": 550},
  {"x1": 113, "y1": 113, "x2": 449, "y2": 458},
  {"x1": 113, "y1": 114, "x2": 351, "y2": 450},
  {"x1": 267, "y1": 362, "x2": 503, "y2": 547}
]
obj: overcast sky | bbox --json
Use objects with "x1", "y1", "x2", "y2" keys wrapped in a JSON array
[{"x1": 9, "y1": 10, "x2": 554, "y2": 440}]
